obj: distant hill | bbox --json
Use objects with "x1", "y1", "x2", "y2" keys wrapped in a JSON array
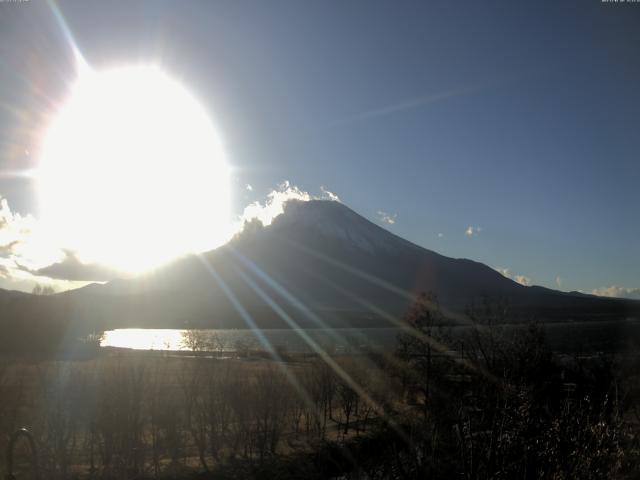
[{"x1": 1, "y1": 200, "x2": 639, "y2": 345}]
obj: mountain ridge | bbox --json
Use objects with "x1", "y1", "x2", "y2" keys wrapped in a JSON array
[{"x1": 1, "y1": 199, "x2": 638, "y2": 338}]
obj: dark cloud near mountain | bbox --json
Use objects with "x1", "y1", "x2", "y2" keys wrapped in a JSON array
[{"x1": 34, "y1": 250, "x2": 121, "y2": 282}]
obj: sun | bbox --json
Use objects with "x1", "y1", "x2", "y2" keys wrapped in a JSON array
[{"x1": 38, "y1": 65, "x2": 231, "y2": 273}]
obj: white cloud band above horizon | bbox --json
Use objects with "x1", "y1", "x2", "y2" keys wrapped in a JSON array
[{"x1": 591, "y1": 285, "x2": 640, "y2": 300}]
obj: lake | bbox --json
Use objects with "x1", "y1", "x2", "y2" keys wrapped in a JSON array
[
  {"x1": 100, "y1": 318, "x2": 640, "y2": 354},
  {"x1": 100, "y1": 327, "x2": 402, "y2": 353}
]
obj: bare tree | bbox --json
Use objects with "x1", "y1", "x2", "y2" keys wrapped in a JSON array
[
  {"x1": 252, "y1": 366, "x2": 291, "y2": 462},
  {"x1": 179, "y1": 359, "x2": 209, "y2": 471},
  {"x1": 180, "y1": 330, "x2": 208, "y2": 353}
]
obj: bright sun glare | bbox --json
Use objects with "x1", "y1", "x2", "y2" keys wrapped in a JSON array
[{"x1": 38, "y1": 65, "x2": 231, "y2": 273}]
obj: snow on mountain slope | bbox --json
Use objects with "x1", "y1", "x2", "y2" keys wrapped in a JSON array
[{"x1": 269, "y1": 200, "x2": 421, "y2": 254}]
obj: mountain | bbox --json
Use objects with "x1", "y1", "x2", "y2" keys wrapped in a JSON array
[{"x1": 2, "y1": 200, "x2": 639, "y2": 342}]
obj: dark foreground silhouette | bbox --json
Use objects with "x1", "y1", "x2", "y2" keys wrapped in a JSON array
[{"x1": 1, "y1": 294, "x2": 640, "y2": 479}]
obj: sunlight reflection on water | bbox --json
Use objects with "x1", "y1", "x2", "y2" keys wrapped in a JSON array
[
  {"x1": 100, "y1": 328, "x2": 401, "y2": 353},
  {"x1": 101, "y1": 329, "x2": 190, "y2": 351},
  {"x1": 100, "y1": 319, "x2": 640, "y2": 354}
]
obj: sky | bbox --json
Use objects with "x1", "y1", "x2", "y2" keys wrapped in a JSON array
[{"x1": 0, "y1": 0, "x2": 639, "y2": 297}]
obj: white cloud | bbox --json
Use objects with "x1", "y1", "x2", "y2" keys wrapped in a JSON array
[
  {"x1": 555, "y1": 276, "x2": 563, "y2": 289},
  {"x1": 495, "y1": 266, "x2": 510, "y2": 277},
  {"x1": 465, "y1": 225, "x2": 482, "y2": 237},
  {"x1": 331, "y1": 84, "x2": 487, "y2": 126},
  {"x1": 591, "y1": 285, "x2": 640, "y2": 300},
  {"x1": 0, "y1": 198, "x2": 34, "y2": 253},
  {"x1": 245, "y1": 184, "x2": 253, "y2": 192},
  {"x1": 437, "y1": 232, "x2": 444, "y2": 238},
  {"x1": 239, "y1": 181, "x2": 312, "y2": 228},
  {"x1": 0, "y1": 196, "x2": 65, "y2": 270},
  {"x1": 0, "y1": 195, "x2": 91, "y2": 292},
  {"x1": 0, "y1": 256, "x2": 17, "y2": 278},
  {"x1": 320, "y1": 186, "x2": 340, "y2": 202},
  {"x1": 237, "y1": 181, "x2": 344, "y2": 231},
  {"x1": 377, "y1": 210, "x2": 397, "y2": 225},
  {"x1": 0, "y1": 263, "x2": 85, "y2": 294},
  {"x1": 494, "y1": 266, "x2": 532, "y2": 286}
]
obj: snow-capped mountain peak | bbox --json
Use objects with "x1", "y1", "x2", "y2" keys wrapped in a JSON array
[{"x1": 270, "y1": 200, "x2": 414, "y2": 254}]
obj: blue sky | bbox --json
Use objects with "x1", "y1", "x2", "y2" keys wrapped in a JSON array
[{"x1": 0, "y1": 0, "x2": 639, "y2": 295}]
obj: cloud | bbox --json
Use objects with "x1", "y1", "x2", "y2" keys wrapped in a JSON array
[
  {"x1": 495, "y1": 267, "x2": 510, "y2": 277},
  {"x1": 0, "y1": 255, "x2": 88, "y2": 293},
  {"x1": 494, "y1": 266, "x2": 532, "y2": 286},
  {"x1": 238, "y1": 181, "x2": 343, "y2": 229},
  {"x1": 0, "y1": 195, "x2": 94, "y2": 292},
  {"x1": 555, "y1": 276, "x2": 563, "y2": 289},
  {"x1": 320, "y1": 186, "x2": 340, "y2": 202},
  {"x1": 514, "y1": 275, "x2": 532, "y2": 287},
  {"x1": 331, "y1": 84, "x2": 486, "y2": 125},
  {"x1": 245, "y1": 184, "x2": 253, "y2": 192},
  {"x1": 591, "y1": 285, "x2": 640, "y2": 300},
  {"x1": 437, "y1": 232, "x2": 444, "y2": 238},
  {"x1": 239, "y1": 181, "x2": 312, "y2": 227},
  {"x1": 0, "y1": 196, "x2": 65, "y2": 269},
  {"x1": 465, "y1": 225, "x2": 482, "y2": 237},
  {"x1": 377, "y1": 210, "x2": 397, "y2": 225},
  {"x1": 0, "y1": 197, "x2": 33, "y2": 253},
  {"x1": 33, "y1": 250, "x2": 123, "y2": 282}
]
